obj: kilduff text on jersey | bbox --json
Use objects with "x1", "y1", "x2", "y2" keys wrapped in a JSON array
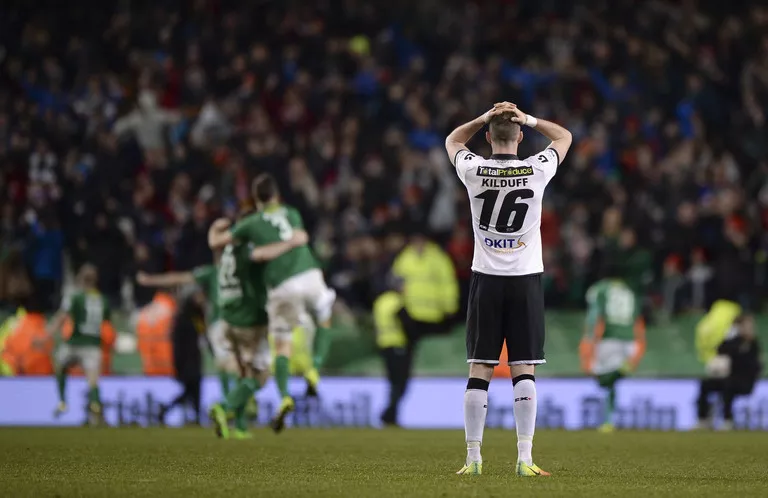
[{"x1": 481, "y1": 177, "x2": 529, "y2": 188}]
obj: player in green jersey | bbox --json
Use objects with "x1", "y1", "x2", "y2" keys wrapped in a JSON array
[
  {"x1": 209, "y1": 174, "x2": 337, "y2": 433},
  {"x1": 47, "y1": 264, "x2": 111, "y2": 423},
  {"x1": 579, "y1": 262, "x2": 646, "y2": 432},
  {"x1": 137, "y1": 265, "x2": 237, "y2": 401},
  {"x1": 207, "y1": 217, "x2": 309, "y2": 439}
]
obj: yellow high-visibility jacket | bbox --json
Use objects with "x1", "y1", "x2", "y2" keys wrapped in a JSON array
[
  {"x1": 0, "y1": 308, "x2": 25, "y2": 376},
  {"x1": 374, "y1": 291, "x2": 407, "y2": 349},
  {"x1": 695, "y1": 300, "x2": 742, "y2": 365},
  {"x1": 392, "y1": 242, "x2": 458, "y2": 323}
]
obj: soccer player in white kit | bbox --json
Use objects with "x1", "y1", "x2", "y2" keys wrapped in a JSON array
[{"x1": 445, "y1": 102, "x2": 572, "y2": 477}]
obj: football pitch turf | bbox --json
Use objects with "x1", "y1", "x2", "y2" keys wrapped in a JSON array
[{"x1": 2, "y1": 428, "x2": 767, "y2": 497}]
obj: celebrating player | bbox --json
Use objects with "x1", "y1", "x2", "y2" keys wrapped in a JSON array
[
  {"x1": 445, "y1": 102, "x2": 572, "y2": 477},
  {"x1": 579, "y1": 261, "x2": 646, "y2": 432},
  {"x1": 206, "y1": 219, "x2": 307, "y2": 439},
  {"x1": 209, "y1": 174, "x2": 336, "y2": 433},
  {"x1": 137, "y1": 265, "x2": 237, "y2": 404},
  {"x1": 47, "y1": 264, "x2": 111, "y2": 425}
]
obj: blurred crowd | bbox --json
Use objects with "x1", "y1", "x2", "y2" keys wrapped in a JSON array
[{"x1": 0, "y1": 0, "x2": 767, "y2": 316}]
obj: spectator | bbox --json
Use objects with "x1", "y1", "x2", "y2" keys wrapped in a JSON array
[
  {"x1": 26, "y1": 210, "x2": 63, "y2": 312},
  {"x1": 82, "y1": 212, "x2": 128, "y2": 306},
  {"x1": 695, "y1": 314, "x2": 762, "y2": 430},
  {"x1": 0, "y1": 1, "x2": 765, "y2": 316}
]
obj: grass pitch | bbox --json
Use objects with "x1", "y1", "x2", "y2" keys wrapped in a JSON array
[{"x1": 1, "y1": 428, "x2": 767, "y2": 497}]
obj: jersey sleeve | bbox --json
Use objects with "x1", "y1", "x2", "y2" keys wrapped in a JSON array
[
  {"x1": 192, "y1": 265, "x2": 214, "y2": 286},
  {"x1": 230, "y1": 218, "x2": 249, "y2": 241},
  {"x1": 584, "y1": 285, "x2": 605, "y2": 334},
  {"x1": 528, "y1": 148, "x2": 560, "y2": 183},
  {"x1": 287, "y1": 207, "x2": 306, "y2": 229},
  {"x1": 452, "y1": 149, "x2": 479, "y2": 185},
  {"x1": 231, "y1": 217, "x2": 263, "y2": 245}
]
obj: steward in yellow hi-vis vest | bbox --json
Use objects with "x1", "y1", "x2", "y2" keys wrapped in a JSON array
[
  {"x1": 378, "y1": 234, "x2": 459, "y2": 427},
  {"x1": 374, "y1": 278, "x2": 410, "y2": 427},
  {"x1": 695, "y1": 300, "x2": 742, "y2": 366},
  {"x1": 374, "y1": 291, "x2": 407, "y2": 350},
  {"x1": 392, "y1": 235, "x2": 459, "y2": 327}
]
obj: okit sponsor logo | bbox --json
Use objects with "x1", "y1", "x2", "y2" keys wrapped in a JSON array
[{"x1": 484, "y1": 238, "x2": 526, "y2": 251}]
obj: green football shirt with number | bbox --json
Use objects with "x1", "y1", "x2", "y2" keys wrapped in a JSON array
[
  {"x1": 585, "y1": 279, "x2": 640, "y2": 341},
  {"x1": 230, "y1": 205, "x2": 318, "y2": 289},
  {"x1": 63, "y1": 290, "x2": 111, "y2": 347},
  {"x1": 217, "y1": 242, "x2": 268, "y2": 327},
  {"x1": 192, "y1": 264, "x2": 220, "y2": 322}
]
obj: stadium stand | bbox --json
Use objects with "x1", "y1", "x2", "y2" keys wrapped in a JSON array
[{"x1": 0, "y1": 1, "x2": 767, "y2": 375}]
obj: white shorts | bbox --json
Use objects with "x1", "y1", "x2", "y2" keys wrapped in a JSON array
[
  {"x1": 267, "y1": 269, "x2": 335, "y2": 340},
  {"x1": 298, "y1": 311, "x2": 316, "y2": 347},
  {"x1": 214, "y1": 323, "x2": 271, "y2": 374},
  {"x1": 593, "y1": 339, "x2": 636, "y2": 375},
  {"x1": 207, "y1": 320, "x2": 232, "y2": 362},
  {"x1": 57, "y1": 345, "x2": 101, "y2": 377}
]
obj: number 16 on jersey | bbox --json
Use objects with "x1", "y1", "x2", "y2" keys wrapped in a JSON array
[{"x1": 475, "y1": 188, "x2": 534, "y2": 233}]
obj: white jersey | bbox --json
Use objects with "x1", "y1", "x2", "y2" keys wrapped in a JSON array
[{"x1": 452, "y1": 148, "x2": 560, "y2": 276}]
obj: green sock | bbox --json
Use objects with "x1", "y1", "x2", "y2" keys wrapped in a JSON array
[
  {"x1": 218, "y1": 370, "x2": 233, "y2": 397},
  {"x1": 56, "y1": 369, "x2": 67, "y2": 403},
  {"x1": 233, "y1": 405, "x2": 248, "y2": 432},
  {"x1": 88, "y1": 386, "x2": 101, "y2": 405},
  {"x1": 275, "y1": 355, "x2": 290, "y2": 398},
  {"x1": 225, "y1": 377, "x2": 261, "y2": 412},
  {"x1": 224, "y1": 377, "x2": 260, "y2": 431},
  {"x1": 597, "y1": 371, "x2": 622, "y2": 425},
  {"x1": 602, "y1": 386, "x2": 615, "y2": 424},
  {"x1": 312, "y1": 326, "x2": 333, "y2": 369}
]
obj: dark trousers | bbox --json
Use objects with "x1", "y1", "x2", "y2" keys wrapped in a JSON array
[
  {"x1": 380, "y1": 309, "x2": 454, "y2": 425},
  {"x1": 397, "y1": 309, "x2": 455, "y2": 342},
  {"x1": 696, "y1": 377, "x2": 754, "y2": 421},
  {"x1": 380, "y1": 345, "x2": 414, "y2": 425},
  {"x1": 163, "y1": 376, "x2": 202, "y2": 425}
]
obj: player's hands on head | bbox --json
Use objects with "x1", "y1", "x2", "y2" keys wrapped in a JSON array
[
  {"x1": 482, "y1": 102, "x2": 516, "y2": 124},
  {"x1": 506, "y1": 106, "x2": 528, "y2": 125},
  {"x1": 482, "y1": 102, "x2": 520, "y2": 124}
]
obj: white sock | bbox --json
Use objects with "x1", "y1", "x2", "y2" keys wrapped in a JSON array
[
  {"x1": 464, "y1": 385, "x2": 488, "y2": 463},
  {"x1": 513, "y1": 377, "x2": 537, "y2": 466}
]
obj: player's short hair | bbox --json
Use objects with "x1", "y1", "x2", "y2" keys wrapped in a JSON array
[
  {"x1": 489, "y1": 112, "x2": 521, "y2": 143},
  {"x1": 252, "y1": 173, "x2": 279, "y2": 203},
  {"x1": 78, "y1": 263, "x2": 98, "y2": 288}
]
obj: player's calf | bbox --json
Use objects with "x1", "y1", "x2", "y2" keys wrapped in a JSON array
[
  {"x1": 510, "y1": 365, "x2": 540, "y2": 469},
  {"x1": 458, "y1": 363, "x2": 493, "y2": 474}
]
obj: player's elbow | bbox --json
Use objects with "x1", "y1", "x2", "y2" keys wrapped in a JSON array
[{"x1": 445, "y1": 137, "x2": 462, "y2": 156}]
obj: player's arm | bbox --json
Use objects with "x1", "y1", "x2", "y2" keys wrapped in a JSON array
[
  {"x1": 507, "y1": 104, "x2": 572, "y2": 164},
  {"x1": 250, "y1": 230, "x2": 309, "y2": 262},
  {"x1": 444, "y1": 103, "x2": 516, "y2": 166},
  {"x1": 46, "y1": 293, "x2": 74, "y2": 338},
  {"x1": 627, "y1": 317, "x2": 647, "y2": 371},
  {"x1": 579, "y1": 319, "x2": 605, "y2": 375},
  {"x1": 45, "y1": 310, "x2": 68, "y2": 338},
  {"x1": 208, "y1": 218, "x2": 233, "y2": 249},
  {"x1": 136, "y1": 271, "x2": 195, "y2": 288}
]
